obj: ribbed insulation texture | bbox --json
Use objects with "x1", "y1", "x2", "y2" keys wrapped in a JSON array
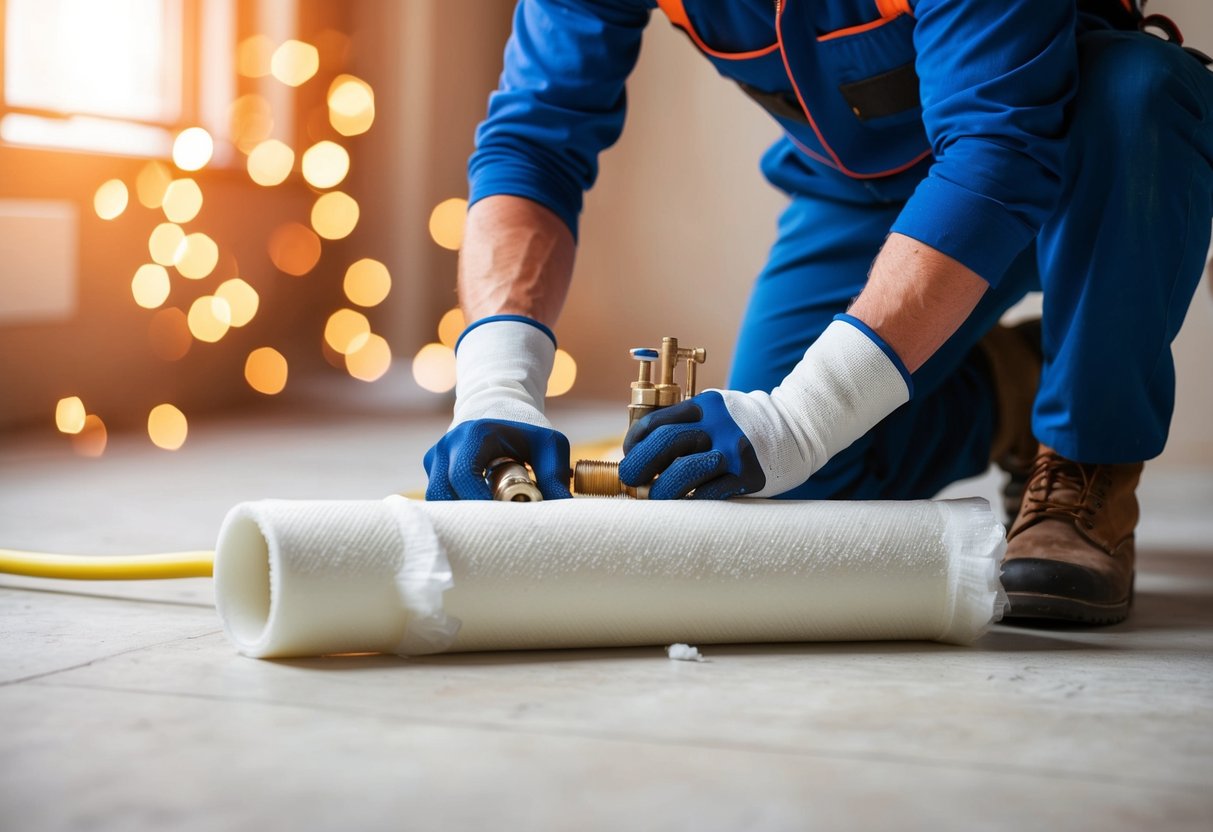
[{"x1": 214, "y1": 497, "x2": 1007, "y2": 659}]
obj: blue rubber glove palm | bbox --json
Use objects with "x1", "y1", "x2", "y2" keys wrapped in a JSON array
[{"x1": 424, "y1": 316, "x2": 573, "y2": 501}]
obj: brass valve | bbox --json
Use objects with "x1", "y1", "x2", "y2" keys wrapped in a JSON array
[{"x1": 573, "y1": 336, "x2": 706, "y2": 498}]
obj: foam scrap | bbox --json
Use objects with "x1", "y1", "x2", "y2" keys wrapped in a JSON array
[{"x1": 666, "y1": 643, "x2": 705, "y2": 662}]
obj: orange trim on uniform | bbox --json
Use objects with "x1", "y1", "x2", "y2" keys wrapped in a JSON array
[
  {"x1": 877, "y1": 0, "x2": 914, "y2": 16},
  {"x1": 655, "y1": 0, "x2": 779, "y2": 60},
  {"x1": 818, "y1": 14, "x2": 903, "y2": 42},
  {"x1": 776, "y1": 0, "x2": 931, "y2": 179},
  {"x1": 1119, "y1": 0, "x2": 1133, "y2": 12}
]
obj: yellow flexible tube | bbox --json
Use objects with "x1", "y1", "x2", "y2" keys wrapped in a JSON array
[
  {"x1": 0, "y1": 438, "x2": 625, "y2": 581},
  {"x1": 0, "y1": 549, "x2": 214, "y2": 580}
]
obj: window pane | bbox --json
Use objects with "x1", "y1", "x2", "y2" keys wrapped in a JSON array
[{"x1": 4, "y1": 0, "x2": 182, "y2": 123}]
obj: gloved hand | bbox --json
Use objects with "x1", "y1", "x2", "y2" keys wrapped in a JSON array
[
  {"x1": 424, "y1": 315, "x2": 572, "y2": 500},
  {"x1": 619, "y1": 315, "x2": 913, "y2": 499}
]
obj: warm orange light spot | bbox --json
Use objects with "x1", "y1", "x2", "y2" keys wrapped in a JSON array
[
  {"x1": 148, "y1": 308, "x2": 191, "y2": 361},
  {"x1": 412, "y1": 343, "x2": 457, "y2": 393},
  {"x1": 172, "y1": 127, "x2": 213, "y2": 171},
  {"x1": 55, "y1": 396, "x2": 86, "y2": 434},
  {"x1": 328, "y1": 74, "x2": 375, "y2": 136},
  {"x1": 343, "y1": 258, "x2": 391, "y2": 307},
  {"x1": 162, "y1": 179, "x2": 203, "y2": 223},
  {"x1": 301, "y1": 140, "x2": 349, "y2": 189},
  {"x1": 547, "y1": 349, "x2": 577, "y2": 397},
  {"x1": 148, "y1": 223, "x2": 186, "y2": 266},
  {"x1": 173, "y1": 232, "x2": 219, "y2": 280},
  {"x1": 215, "y1": 278, "x2": 258, "y2": 327},
  {"x1": 437, "y1": 308, "x2": 466, "y2": 348},
  {"x1": 230, "y1": 94, "x2": 274, "y2": 154},
  {"x1": 311, "y1": 191, "x2": 359, "y2": 240},
  {"x1": 237, "y1": 34, "x2": 275, "y2": 78},
  {"x1": 428, "y1": 198, "x2": 467, "y2": 251},
  {"x1": 131, "y1": 264, "x2": 171, "y2": 309},
  {"x1": 324, "y1": 308, "x2": 370, "y2": 355},
  {"x1": 187, "y1": 295, "x2": 232, "y2": 343},
  {"x1": 247, "y1": 139, "x2": 294, "y2": 186},
  {"x1": 245, "y1": 347, "x2": 288, "y2": 395},
  {"x1": 346, "y1": 333, "x2": 392, "y2": 382},
  {"x1": 148, "y1": 404, "x2": 188, "y2": 451},
  {"x1": 93, "y1": 179, "x2": 128, "y2": 220},
  {"x1": 72, "y1": 414, "x2": 107, "y2": 458},
  {"x1": 271, "y1": 40, "x2": 319, "y2": 87},
  {"x1": 268, "y1": 222, "x2": 322, "y2": 276},
  {"x1": 136, "y1": 161, "x2": 173, "y2": 209}
]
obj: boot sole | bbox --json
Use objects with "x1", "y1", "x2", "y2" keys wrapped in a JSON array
[{"x1": 1002, "y1": 591, "x2": 1131, "y2": 627}]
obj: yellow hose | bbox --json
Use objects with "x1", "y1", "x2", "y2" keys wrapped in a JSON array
[
  {"x1": 0, "y1": 438, "x2": 624, "y2": 581},
  {"x1": 0, "y1": 549, "x2": 214, "y2": 580}
]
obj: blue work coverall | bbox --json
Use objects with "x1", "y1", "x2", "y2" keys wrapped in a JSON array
[{"x1": 468, "y1": 0, "x2": 1213, "y2": 499}]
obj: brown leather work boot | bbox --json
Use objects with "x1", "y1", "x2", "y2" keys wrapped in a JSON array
[
  {"x1": 1000, "y1": 445, "x2": 1143, "y2": 625},
  {"x1": 977, "y1": 319, "x2": 1042, "y2": 523}
]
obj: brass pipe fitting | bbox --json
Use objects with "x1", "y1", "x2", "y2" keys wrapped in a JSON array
[
  {"x1": 572, "y1": 460, "x2": 649, "y2": 499},
  {"x1": 487, "y1": 458, "x2": 543, "y2": 502}
]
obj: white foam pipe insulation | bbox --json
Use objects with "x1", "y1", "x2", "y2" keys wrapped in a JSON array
[{"x1": 213, "y1": 496, "x2": 1008, "y2": 659}]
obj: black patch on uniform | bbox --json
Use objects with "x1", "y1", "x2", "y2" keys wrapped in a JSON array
[
  {"x1": 837, "y1": 62, "x2": 920, "y2": 122},
  {"x1": 736, "y1": 81, "x2": 810, "y2": 124}
]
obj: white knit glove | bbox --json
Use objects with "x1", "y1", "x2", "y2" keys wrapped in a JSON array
[
  {"x1": 620, "y1": 316, "x2": 912, "y2": 499},
  {"x1": 424, "y1": 316, "x2": 572, "y2": 500}
]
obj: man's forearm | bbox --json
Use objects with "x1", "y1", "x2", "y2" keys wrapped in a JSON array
[
  {"x1": 457, "y1": 195, "x2": 577, "y2": 326},
  {"x1": 848, "y1": 232, "x2": 990, "y2": 373}
]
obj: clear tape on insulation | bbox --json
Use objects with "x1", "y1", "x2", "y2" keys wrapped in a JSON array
[{"x1": 214, "y1": 496, "x2": 1007, "y2": 659}]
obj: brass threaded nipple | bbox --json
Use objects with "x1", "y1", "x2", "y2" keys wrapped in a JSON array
[{"x1": 573, "y1": 460, "x2": 625, "y2": 496}]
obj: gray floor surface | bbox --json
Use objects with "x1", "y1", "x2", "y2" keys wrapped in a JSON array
[{"x1": 1, "y1": 399, "x2": 1211, "y2": 831}]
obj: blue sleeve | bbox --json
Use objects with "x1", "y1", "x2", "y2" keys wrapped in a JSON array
[
  {"x1": 468, "y1": 0, "x2": 653, "y2": 241},
  {"x1": 890, "y1": 0, "x2": 1078, "y2": 285}
]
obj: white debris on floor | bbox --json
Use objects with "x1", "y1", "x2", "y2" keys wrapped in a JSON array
[{"x1": 666, "y1": 643, "x2": 706, "y2": 662}]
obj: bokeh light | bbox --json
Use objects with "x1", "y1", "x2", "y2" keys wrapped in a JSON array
[
  {"x1": 136, "y1": 161, "x2": 173, "y2": 209},
  {"x1": 148, "y1": 223, "x2": 185, "y2": 266},
  {"x1": 245, "y1": 347, "x2": 288, "y2": 395},
  {"x1": 428, "y1": 198, "x2": 467, "y2": 250},
  {"x1": 187, "y1": 295, "x2": 232, "y2": 343},
  {"x1": 346, "y1": 333, "x2": 392, "y2": 382},
  {"x1": 328, "y1": 74, "x2": 375, "y2": 136},
  {"x1": 93, "y1": 179, "x2": 128, "y2": 220},
  {"x1": 172, "y1": 127, "x2": 213, "y2": 171},
  {"x1": 311, "y1": 191, "x2": 359, "y2": 240},
  {"x1": 268, "y1": 222, "x2": 322, "y2": 276},
  {"x1": 301, "y1": 141, "x2": 349, "y2": 189},
  {"x1": 173, "y1": 232, "x2": 219, "y2": 280},
  {"x1": 72, "y1": 414, "x2": 107, "y2": 458},
  {"x1": 131, "y1": 264, "x2": 171, "y2": 309},
  {"x1": 237, "y1": 34, "x2": 275, "y2": 78},
  {"x1": 271, "y1": 40, "x2": 319, "y2": 87},
  {"x1": 437, "y1": 307, "x2": 466, "y2": 348},
  {"x1": 215, "y1": 278, "x2": 258, "y2": 327},
  {"x1": 148, "y1": 308, "x2": 191, "y2": 361},
  {"x1": 54, "y1": 396, "x2": 86, "y2": 434},
  {"x1": 412, "y1": 343, "x2": 457, "y2": 393},
  {"x1": 162, "y1": 178, "x2": 203, "y2": 223},
  {"x1": 547, "y1": 348, "x2": 577, "y2": 397},
  {"x1": 230, "y1": 94, "x2": 274, "y2": 154},
  {"x1": 323, "y1": 308, "x2": 370, "y2": 355},
  {"x1": 247, "y1": 139, "x2": 294, "y2": 186},
  {"x1": 147, "y1": 404, "x2": 188, "y2": 450},
  {"x1": 343, "y1": 258, "x2": 391, "y2": 307}
]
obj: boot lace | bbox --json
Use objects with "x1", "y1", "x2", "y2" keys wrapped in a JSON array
[{"x1": 1021, "y1": 450, "x2": 1109, "y2": 531}]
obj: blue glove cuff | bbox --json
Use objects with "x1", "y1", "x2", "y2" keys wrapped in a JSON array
[
  {"x1": 456, "y1": 315, "x2": 557, "y2": 353},
  {"x1": 833, "y1": 313, "x2": 914, "y2": 398}
]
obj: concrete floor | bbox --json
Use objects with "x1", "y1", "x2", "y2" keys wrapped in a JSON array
[{"x1": 1, "y1": 398, "x2": 1211, "y2": 831}]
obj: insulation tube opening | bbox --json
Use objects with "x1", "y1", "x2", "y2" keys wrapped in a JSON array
[{"x1": 214, "y1": 510, "x2": 273, "y2": 650}]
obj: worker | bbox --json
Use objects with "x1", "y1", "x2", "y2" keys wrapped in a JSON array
[{"x1": 424, "y1": 0, "x2": 1213, "y2": 626}]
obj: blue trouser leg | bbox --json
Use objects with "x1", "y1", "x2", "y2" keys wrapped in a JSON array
[
  {"x1": 729, "y1": 181, "x2": 1039, "y2": 500},
  {"x1": 1033, "y1": 30, "x2": 1213, "y2": 463}
]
